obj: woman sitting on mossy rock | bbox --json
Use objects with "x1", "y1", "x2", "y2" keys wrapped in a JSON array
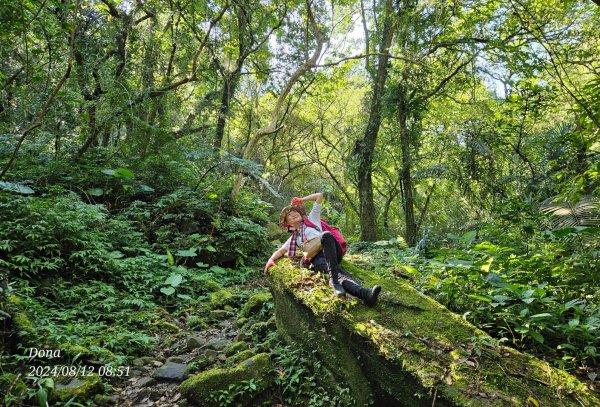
[{"x1": 264, "y1": 192, "x2": 381, "y2": 306}]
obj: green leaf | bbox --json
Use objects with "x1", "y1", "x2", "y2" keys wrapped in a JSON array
[
  {"x1": 140, "y1": 184, "x2": 155, "y2": 192},
  {"x1": 205, "y1": 245, "x2": 216, "y2": 252},
  {"x1": 160, "y1": 287, "x2": 175, "y2": 296},
  {"x1": 166, "y1": 250, "x2": 175, "y2": 266},
  {"x1": 527, "y1": 395, "x2": 540, "y2": 407},
  {"x1": 114, "y1": 168, "x2": 135, "y2": 178},
  {"x1": 468, "y1": 294, "x2": 492, "y2": 303},
  {"x1": 109, "y1": 250, "x2": 124, "y2": 259},
  {"x1": 88, "y1": 188, "x2": 104, "y2": 196},
  {"x1": 529, "y1": 331, "x2": 544, "y2": 343},
  {"x1": 176, "y1": 249, "x2": 197, "y2": 257},
  {"x1": 196, "y1": 262, "x2": 209, "y2": 268},
  {"x1": 177, "y1": 294, "x2": 192, "y2": 301},
  {"x1": 0, "y1": 181, "x2": 35, "y2": 194},
  {"x1": 165, "y1": 273, "x2": 183, "y2": 287},
  {"x1": 36, "y1": 388, "x2": 47, "y2": 407},
  {"x1": 529, "y1": 313, "x2": 552, "y2": 319},
  {"x1": 460, "y1": 231, "x2": 477, "y2": 245}
]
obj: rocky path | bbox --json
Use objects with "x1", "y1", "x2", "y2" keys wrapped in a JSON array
[{"x1": 99, "y1": 290, "x2": 262, "y2": 407}]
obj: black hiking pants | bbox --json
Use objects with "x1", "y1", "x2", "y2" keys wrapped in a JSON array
[{"x1": 309, "y1": 232, "x2": 366, "y2": 298}]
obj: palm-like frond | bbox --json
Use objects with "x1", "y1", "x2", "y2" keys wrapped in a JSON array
[{"x1": 539, "y1": 196, "x2": 600, "y2": 229}]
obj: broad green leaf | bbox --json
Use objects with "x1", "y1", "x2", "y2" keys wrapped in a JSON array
[
  {"x1": 177, "y1": 294, "x2": 192, "y2": 301},
  {"x1": 165, "y1": 273, "x2": 183, "y2": 287},
  {"x1": 114, "y1": 168, "x2": 134, "y2": 178},
  {"x1": 140, "y1": 184, "x2": 155, "y2": 192},
  {"x1": 529, "y1": 331, "x2": 544, "y2": 344},
  {"x1": 37, "y1": 388, "x2": 47, "y2": 406},
  {"x1": 196, "y1": 262, "x2": 209, "y2": 268},
  {"x1": 468, "y1": 294, "x2": 492, "y2": 303},
  {"x1": 160, "y1": 286, "x2": 175, "y2": 295},
  {"x1": 109, "y1": 250, "x2": 124, "y2": 259},
  {"x1": 176, "y1": 249, "x2": 197, "y2": 257},
  {"x1": 0, "y1": 181, "x2": 35, "y2": 194},
  {"x1": 205, "y1": 245, "x2": 216, "y2": 252},
  {"x1": 88, "y1": 188, "x2": 104, "y2": 196},
  {"x1": 166, "y1": 249, "x2": 174, "y2": 266}
]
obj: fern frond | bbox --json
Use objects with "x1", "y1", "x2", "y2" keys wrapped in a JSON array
[{"x1": 539, "y1": 196, "x2": 600, "y2": 229}]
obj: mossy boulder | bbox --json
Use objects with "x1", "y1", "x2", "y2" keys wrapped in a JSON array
[
  {"x1": 204, "y1": 279, "x2": 222, "y2": 292},
  {"x1": 239, "y1": 292, "x2": 272, "y2": 318},
  {"x1": 208, "y1": 289, "x2": 235, "y2": 309},
  {"x1": 51, "y1": 374, "x2": 103, "y2": 402},
  {"x1": 268, "y1": 258, "x2": 600, "y2": 407},
  {"x1": 225, "y1": 349, "x2": 256, "y2": 367},
  {"x1": 180, "y1": 353, "x2": 272, "y2": 406},
  {"x1": 225, "y1": 341, "x2": 248, "y2": 356},
  {"x1": 8, "y1": 294, "x2": 36, "y2": 346}
]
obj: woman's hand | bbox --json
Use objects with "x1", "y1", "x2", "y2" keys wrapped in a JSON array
[
  {"x1": 291, "y1": 197, "x2": 304, "y2": 205},
  {"x1": 263, "y1": 258, "x2": 276, "y2": 275}
]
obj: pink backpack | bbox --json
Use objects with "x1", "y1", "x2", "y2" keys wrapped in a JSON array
[{"x1": 303, "y1": 218, "x2": 347, "y2": 254}]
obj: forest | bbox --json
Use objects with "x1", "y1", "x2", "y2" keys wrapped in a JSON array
[{"x1": 0, "y1": 0, "x2": 599, "y2": 405}]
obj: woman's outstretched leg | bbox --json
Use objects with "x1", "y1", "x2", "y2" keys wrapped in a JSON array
[
  {"x1": 311, "y1": 233, "x2": 345, "y2": 297},
  {"x1": 338, "y1": 268, "x2": 381, "y2": 306}
]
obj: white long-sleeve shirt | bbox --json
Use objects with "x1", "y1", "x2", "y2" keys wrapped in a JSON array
[{"x1": 280, "y1": 202, "x2": 323, "y2": 254}]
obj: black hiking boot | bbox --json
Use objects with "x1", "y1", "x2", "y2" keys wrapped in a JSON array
[
  {"x1": 362, "y1": 285, "x2": 381, "y2": 307},
  {"x1": 329, "y1": 274, "x2": 346, "y2": 298}
]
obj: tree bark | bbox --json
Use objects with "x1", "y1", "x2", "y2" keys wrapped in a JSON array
[
  {"x1": 352, "y1": 0, "x2": 397, "y2": 241},
  {"x1": 398, "y1": 100, "x2": 417, "y2": 246}
]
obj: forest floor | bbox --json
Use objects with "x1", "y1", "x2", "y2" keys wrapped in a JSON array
[{"x1": 108, "y1": 312, "x2": 240, "y2": 406}]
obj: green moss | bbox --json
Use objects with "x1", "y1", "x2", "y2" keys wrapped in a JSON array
[
  {"x1": 267, "y1": 258, "x2": 600, "y2": 407},
  {"x1": 225, "y1": 349, "x2": 256, "y2": 367},
  {"x1": 209, "y1": 289, "x2": 234, "y2": 309},
  {"x1": 63, "y1": 344, "x2": 95, "y2": 361},
  {"x1": 51, "y1": 374, "x2": 103, "y2": 402},
  {"x1": 225, "y1": 341, "x2": 248, "y2": 356},
  {"x1": 204, "y1": 279, "x2": 222, "y2": 292},
  {"x1": 239, "y1": 292, "x2": 272, "y2": 318},
  {"x1": 180, "y1": 353, "x2": 272, "y2": 406},
  {"x1": 154, "y1": 320, "x2": 180, "y2": 332},
  {"x1": 236, "y1": 317, "x2": 248, "y2": 327},
  {"x1": 187, "y1": 315, "x2": 209, "y2": 330}
]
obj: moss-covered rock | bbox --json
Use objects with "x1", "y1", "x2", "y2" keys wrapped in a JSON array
[
  {"x1": 51, "y1": 374, "x2": 103, "y2": 402},
  {"x1": 268, "y1": 258, "x2": 600, "y2": 407},
  {"x1": 225, "y1": 349, "x2": 256, "y2": 367},
  {"x1": 239, "y1": 292, "x2": 272, "y2": 319},
  {"x1": 204, "y1": 279, "x2": 222, "y2": 292},
  {"x1": 8, "y1": 294, "x2": 36, "y2": 346},
  {"x1": 187, "y1": 315, "x2": 209, "y2": 330},
  {"x1": 180, "y1": 353, "x2": 272, "y2": 406},
  {"x1": 225, "y1": 341, "x2": 248, "y2": 356},
  {"x1": 209, "y1": 289, "x2": 235, "y2": 309},
  {"x1": 154, "y1": 320, "x2": 180, "y2": 332}
]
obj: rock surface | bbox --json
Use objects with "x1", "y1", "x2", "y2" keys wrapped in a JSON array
[
  {"x1": 268, "y1": 258, "x2": 600, "y2": 407},
  {"x1": 180, "y1": 353, "x2": 272, "y2": 406}
]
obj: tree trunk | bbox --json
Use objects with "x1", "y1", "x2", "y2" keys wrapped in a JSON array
[
  {"x1": 214, "y1": 74, "x2": 239, "y2": 149},
  {"x1": 399, "y1": 101, "x2": 417, "y2": 246},
  {"x1": 352, "y1": 0, "x2": 397, "y2": 241}
]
